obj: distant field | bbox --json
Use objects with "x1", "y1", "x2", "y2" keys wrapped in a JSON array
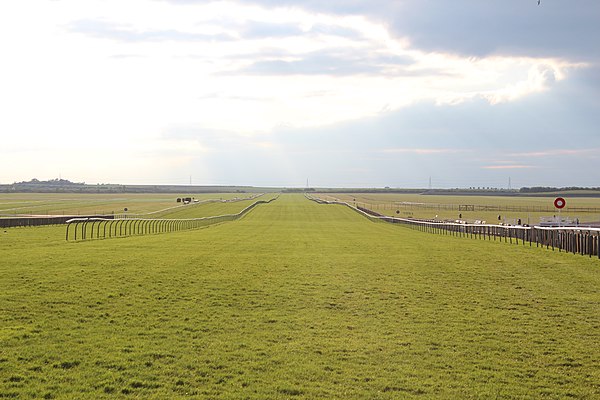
[
  {"x1": 318, "y1": 193, "x2": 600, "y2": 225},
  {"x1": 0, "y1": 193, "x2": 255, "y2": 217},
  {"x1": 1, "y1": 194, "x2": 599, "y2": 399},
  {"x1": 158, "y1": 194, "x2": 278, "y2": 219}
]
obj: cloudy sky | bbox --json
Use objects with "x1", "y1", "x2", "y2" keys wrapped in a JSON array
[{"x1": 1, "y1": 0, "x2": 599, "y2": 188}]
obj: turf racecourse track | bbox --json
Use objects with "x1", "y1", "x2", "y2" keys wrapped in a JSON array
[{"x1": 1, "y1": 195, "x2": 599, "y2": 399}]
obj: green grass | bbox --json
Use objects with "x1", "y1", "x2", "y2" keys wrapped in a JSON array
[
  {"x1": 0, "y1": 193, "x2": 249, "y2": 217},
  {"x1": 1, "y1": 195, "x2": 599, "y2": 399},
  {"x1": 158, "y1": 195, "x2": 277, "y2": 219}
]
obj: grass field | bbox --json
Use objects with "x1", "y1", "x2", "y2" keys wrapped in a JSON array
[
  {"x1": 1, "y1": 194, "x2": 599, "y2": 399},
  {"x1": 159, "y1": 195, "x2": 278, "y2": 219},
  {"x1": 0, "y1": 193, "x2": 252, "y2": 217},
  {"x1": 319, "y1": 193, "x2": 600, "y2": 225}
]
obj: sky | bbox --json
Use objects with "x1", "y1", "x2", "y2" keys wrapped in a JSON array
[{"x1": 1, "y1": 0, "x2": 599, "y2": 188}]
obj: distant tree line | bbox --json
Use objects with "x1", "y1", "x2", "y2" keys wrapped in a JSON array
[
  {"x1": 282, "y1": 188, "x2": 316, "y2": 193},
  {"x1": 519, "y1": 186, "x2": 600, "y2": 193},
  {"x1": 15, "y1": 178, "x2": 85, "y2": 186}
]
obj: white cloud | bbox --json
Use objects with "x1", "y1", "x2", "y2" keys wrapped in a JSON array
[{"x1": 509, "y1": 149, "x2": 600, "y2": 158}]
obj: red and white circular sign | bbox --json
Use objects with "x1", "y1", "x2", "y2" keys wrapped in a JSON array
[{"x1": 554, "y1": 197, "x2": 566, "y2": 209}]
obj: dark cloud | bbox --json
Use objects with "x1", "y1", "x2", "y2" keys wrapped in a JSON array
[
  {"x1": 557, "y1": 66, "x2": 600, "y2": 109},
  {"x1": 67, "y1": 19, "x2": 234, "y2": 42},
  {"x1": 166, "y1": 0, "x2": 600, "y2": 61},
  {"x1": 384, "y1": 1, "x2": 600, "y2": 61}
]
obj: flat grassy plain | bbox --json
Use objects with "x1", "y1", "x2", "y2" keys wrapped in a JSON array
[
  {"x1": 321, "y1": 193, "x2": 600, "y2": 225},
  {"x1": 159, "y1": 195, "x2": 278, "y2": 219},
  {"x1": 1, "y1": 195, "x2": 599, "y2": 399},
  {"x1": 0, "y1": 193, "x2": 250, "y2": 217}
]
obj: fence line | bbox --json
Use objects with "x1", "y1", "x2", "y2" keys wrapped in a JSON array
[
  {"x1": 306, "y1": 195, "x2": 600, "y2": 259},
  {"x1": 346, "y1": 201, "x2": 600, "y2": 214},
  {"x1": 66, "y1": 196, "x2": 278, "y2": 241},
  {"x1": 1, "y1": 215, "x2": 113, "y2": 229}
]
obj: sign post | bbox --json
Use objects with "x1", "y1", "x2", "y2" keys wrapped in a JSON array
[{"x1": 554, "y1": 197, "x2": 566, "y2": 226}]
